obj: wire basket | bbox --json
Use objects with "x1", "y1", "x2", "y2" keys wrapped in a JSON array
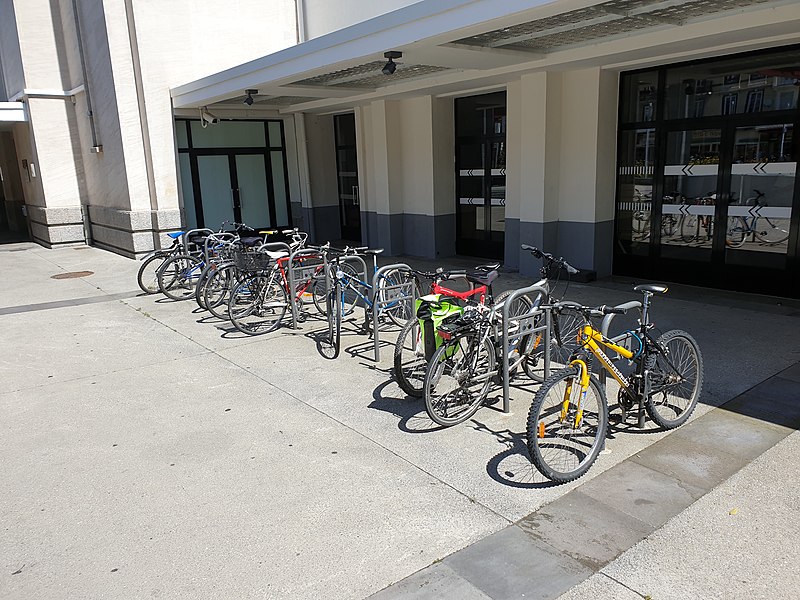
[{"x1": 233, "y1": 250, "x2": 271, "y2": 272}]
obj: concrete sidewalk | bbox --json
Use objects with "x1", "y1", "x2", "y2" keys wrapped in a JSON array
[{"x1": 1, "y1": 242, "x2": 799, "y2": 600}]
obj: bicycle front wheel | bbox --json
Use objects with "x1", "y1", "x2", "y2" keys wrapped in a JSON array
[
  {"x1": 679, "y1": 215, "x2": 698, "y2": 243},
  {"x1": 158, "y1": 255, "x2": 203, "y2": 301},
  {"x1": 317, "y1": 282, "x2": 342, "y2": 359},
  {"x1": 228, "y1": 273, "x2": 288, "y2": 335},
  {"x1": 526, "y1": 366, "x2": 608, "y2": 483},
  {"x1": 203, "y1": 263, "x2": 238, "y2": 320},
  {"x1": 424, "y1": 335, "x2": 495, "y2": 427},
  {"x1": 643, "y1": 329, "x2": 703, "y2": 429},
  {"x1": 753, "y1": 217, "x2": 790, "y2": 245},
  {"x1": 393, "y1": 317, "x2": 425, "y2": 397}
]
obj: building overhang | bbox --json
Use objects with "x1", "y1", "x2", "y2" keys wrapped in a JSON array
[
  {"x1": 171, "y1": 0, "x2": 800, "y2": 115},
  {"x1": 0, "y1": 102, "x2": 27, "y2": 126}
]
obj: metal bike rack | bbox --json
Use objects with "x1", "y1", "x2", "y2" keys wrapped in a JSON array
[
  {"x1": 598, "y1": 300, "x2": 642, "y2": 394},
  {"x1": 182, "y1": 228, "x2": 213, "y2": 253},
  {"x1": 371, "y1": 263, "x2": 417, "y2": 362},
  {"x1": 287, "y1": 246, "x2": 324, "y2": 328},
  {"x1": 500, "y1": 284, "x2": 549, "y2": 414}
]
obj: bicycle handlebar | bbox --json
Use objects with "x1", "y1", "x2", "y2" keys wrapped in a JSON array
[{"x1": 521, "y1": 244, "x2": 579, "y2": 275}]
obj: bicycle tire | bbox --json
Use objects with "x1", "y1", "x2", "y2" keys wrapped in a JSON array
[
  {"x1": 158, "y1": 254, "x2": 203, "y2": 301},
  {"x1": 424, "y1": 334, "x2": 495, "y2": 427},
  {"x1": 137, "y1": 252, "x2": 171, "y2": 294},
  {"x1": 725, "y1": 217, "x2": 747, "y2": 248},
  {"x1": 679, "y1": 215, "x2": 698, "y2": 243},
  {"x1": 522, "y1": 306, "x2": 584, "y2": 383},
  {"x1": 312, "y1": 263, "x2": 360, "y2": 316},
  {"x1": 662, "y1": 215, "x2": 677, "y2": 238},
  {"x1": 526, "y1": 365, "x2": 608, "y2": 483},
  {"x1": 203, "y1": 263, "x2": 239, "y2": 320},
  {"x1": 194, "y1": 262, "x2": 217, "y2": 309},
  {"x1": 393, "y1": 317, "x2": 425, "y2": 397},
  {"x1": 494, "y1": 289, "x2": 535, "y2": 376},
  {"x1": 228, "y1": 272, "x2": 288, "y2": 335},
  {"x1": 643, "y1": 329, "x2": 703, "y2": 429},
  {"x1": 753, "y1": 217, "x2": 790, "y2": 245},
  {"x1": 317, "y1": 280, "x2": 342, "y2": 359}
]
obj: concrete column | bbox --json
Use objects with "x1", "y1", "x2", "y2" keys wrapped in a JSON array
[
  {"x1": 359, "y1": 99, "x2": 404, "y2": 254},
  {"x1": 507, "y1": 72, "x2": 562, "y2": 274},
  {"x1": 556, "y1": 67, "x2": 618, "y2": 277},
  {"x1": 508, "y1": 68, "x2": 618, "y2": 277},
  {"x1": 303, "y1": 113, "x2": 340, "y2": 243}
]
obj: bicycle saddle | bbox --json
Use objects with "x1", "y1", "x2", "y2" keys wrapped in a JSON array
[
  {"x1": 187, "y1": 234, "x2": 208, "y2": 245},
  {"x1": 364, "y1": 248, "x2": 384, "y2": 255},
  {"x1": 239, "y1": 236, "x2": 262, "y2": 247},
  {"x1": 467, "y1": 269, "x2": 498, "y2": 286},
  {"x1": 634, "y1": 283, "x2": 668, "y2": 294},
  {"x1": 475, "y1": 262, "x2": 501, "y2": 272},
  {"x1": 266, "y1": 250, "x2": 288, "y2": 259},
  {"x1": 167, "y1": 231, "x2": 185, "y2": 239}
]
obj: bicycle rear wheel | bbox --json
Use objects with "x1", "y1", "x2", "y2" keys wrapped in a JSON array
[
  {"x1": 643, "y1": 329, "x2": 703, "y2": 429},
  {"x1": 526, "y1": 366, "x2": 608, "y2": 483},
  {"x1": 228, "y1": 273, "x2": 288, "y2": 335},
  {"x1": 377, "y1": 269, "x2": 421, "y2": 327},
  {"x1": 194, "y1": 263, "x2": 217, "y2": 309},
  {"x1": 725, "y1": 217, "x2": 747, "y2": 248},
  {"x1": 424, "y1": 334, "x2": 494, "y2": 427},
  {"x1": 137, "y1": 252, "x2": 170, "y2": 294}
]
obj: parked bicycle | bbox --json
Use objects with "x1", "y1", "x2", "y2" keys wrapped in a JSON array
[
  {"x1": 317, "y1": 246, "x2": 418, "y2": 359},
  {"x1": 726, "y1": 189, "x2": 790, "y2": 247},
  {"x1": 526, "y1": 284, "x2": 703, "y2": 483}
]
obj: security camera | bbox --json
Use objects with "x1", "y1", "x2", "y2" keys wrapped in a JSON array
[
  {"x1": 199, "y1": 107, "x2": 220, "y2": 127},
  {"x1": 243, "y1": 89, "x2": 258, "y2": 106}
]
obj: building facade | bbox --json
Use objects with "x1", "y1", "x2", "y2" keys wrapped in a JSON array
[{"x1": 2, "y1": 0, "x2": 799, "y2": 297}]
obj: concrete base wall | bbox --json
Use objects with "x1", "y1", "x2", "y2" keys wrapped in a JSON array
[
  {"x1": 87, "y1": 205, "x2": 182, "y2": 258},
  {"x1": 26, "y1": 205, "x2": 85, "y2": 247}
]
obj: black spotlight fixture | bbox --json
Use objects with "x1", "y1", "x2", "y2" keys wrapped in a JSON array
[
  {"x1": 382, "y1": 51, "x2": 402, "y2": 75},
  {"x1": 243, "y1": 89, "x2": 258, "y2": 106}
]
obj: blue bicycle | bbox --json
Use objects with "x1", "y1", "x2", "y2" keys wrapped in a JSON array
[{"x1": 317, "y1": 246, "x2": 419, "y2": 359}]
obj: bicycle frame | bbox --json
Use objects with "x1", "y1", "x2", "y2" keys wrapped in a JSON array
[{"x1": 574, "y1": 325, "x2": 636, "y2": 389}]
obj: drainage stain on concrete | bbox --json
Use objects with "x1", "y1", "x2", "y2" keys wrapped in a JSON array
[{"x1": 50, "y1": 271, "x2": 94, "y2": 279}]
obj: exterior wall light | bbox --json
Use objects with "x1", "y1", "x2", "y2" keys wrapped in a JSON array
[
  {"x1": 382, "y1": 51, "x2": 402, "y2": 75},
  {"x1": 243, "y1": 89, "x2": 258, "y2": 105}
]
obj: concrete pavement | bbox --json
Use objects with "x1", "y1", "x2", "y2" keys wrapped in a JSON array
[{"x1": 1, "y1": 242, "x2": 799, "y2": 599}]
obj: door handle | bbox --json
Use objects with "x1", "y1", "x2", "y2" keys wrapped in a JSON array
[{"x1": 352, "y1": 185, "x2": 359, "y2": 206}]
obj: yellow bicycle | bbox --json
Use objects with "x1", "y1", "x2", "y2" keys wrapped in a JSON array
[{"x1": 526, "y1": 284, "x2": 703, "y2": 483}]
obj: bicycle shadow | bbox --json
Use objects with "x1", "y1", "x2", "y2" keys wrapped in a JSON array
[
  {"x1": 368, "y1": 380, "x2": 443, "y2": 434},
  {"x1": 469, "y1": 419, "x2": 560, "y2": 489}
]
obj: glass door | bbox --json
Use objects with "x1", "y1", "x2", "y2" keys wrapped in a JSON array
[
  {"x1": 197, "y1": 155, "x2": 235, "y2": 229},
  {"x1": 235, "y1": 154, "x2": 271, "y2": 228},
  {"x1": 335, "y1": 114, "x2": 361, "y2": 242},
  {"x1": 455, "y1": 91, "x2": 506, "y2": 258},
  {"x1": 724, "y1": 123, "x2": 795, "y2": 269},
  {"x1": 659, "y1": 128, "x2": 722, "y2": 262}
]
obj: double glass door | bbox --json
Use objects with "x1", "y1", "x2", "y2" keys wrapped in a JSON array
[
  {"x1": 656, "y1": 121, "x2": 795, "y2": 270},
  {"x1": 617, "y1": 120, "x2": 797, "y2": 277},
  {"x1": 456, "y1": 92, "x2": 506, "y2": 258},
  {"x1": 177, "y1": 119, "x2": 291, "y2": 232}
]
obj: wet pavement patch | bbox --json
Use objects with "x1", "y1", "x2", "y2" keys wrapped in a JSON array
[{"x1": 50, "y1": 271, "x2": 94, "y2": 279}]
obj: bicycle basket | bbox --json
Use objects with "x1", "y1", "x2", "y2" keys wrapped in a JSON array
[{"x1": 233, "y1": 250, "x2": 271, "y2": 272}]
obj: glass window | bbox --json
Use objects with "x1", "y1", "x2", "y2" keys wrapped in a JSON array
[
  {"x1": 268, "y1": 121, "x2": 284, "y2": 148},
  {"x1": 620, "y1": 71, "x2": 658, "y2": 123},
  {"x1": 176, "y1": 121, "x2": 189, "y2": 149},
  {"x1": 190, "y1": 121, "x2": 266, "y2": 148},
  {"x1": 664, "y1": 49, "x2": 800, "y2": 119},
  {"x1": 615, "y1": 129, "x2": 655, "y2": 255}
]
